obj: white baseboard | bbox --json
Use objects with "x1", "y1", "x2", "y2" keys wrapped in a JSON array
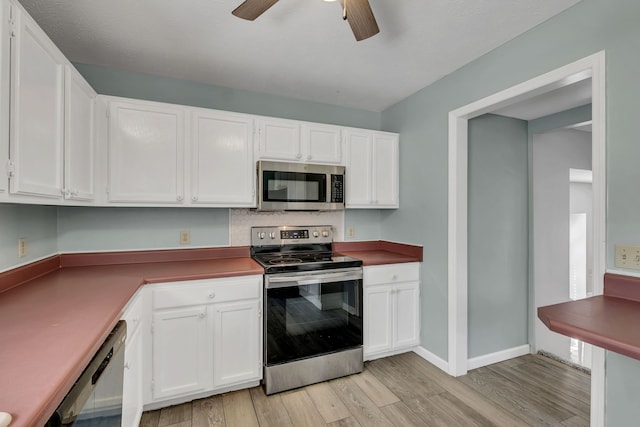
[
  {"x1": 413, "y1": 346, "x2": 449, "y2": 373},
  {"x1": 467, "y1": 344, "x2": 531, "y2": 371}
]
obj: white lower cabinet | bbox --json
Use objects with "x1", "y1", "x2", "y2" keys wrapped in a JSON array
[
  {"x1": 212, "y1": 300, "x2": 261, "y2": 388},
  {"x1": 149, "y1": 275, "x2": 262, "y2": 404},
  {"x1": 363, "y1": 263, "x2": 420, "y2": 360},
  {"x1": 152, "y1": 306, "x2": 212, "y2": 400},
  {"x1": 121, "y1": 290, "x2": 145, "y2": 427}
]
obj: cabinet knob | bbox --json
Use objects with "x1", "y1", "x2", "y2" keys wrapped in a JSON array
[
  {"x1": 208, "y1": 292, "x2": 216, "y2": 299},
  {"x1": 177, "y1": 195, "x2": 183, "y2": 201},
  {"x1": 296, "y1": 153, "x2": 302, "y2": 159},
  {"x1": 199, "y1": 312, "x2": 206, "y2": 318},
  {"x1": 124, "y1": 362, "x2": 130, "y2": 370},
  {"x1": 307, "y1": 155, "x2": 312, "y2": 161},
  {"x1": 392, "y1": 274, "x2": 398, "y2": 281},
  {"x1": 192, "y1": 196, "x2": 198, "y2": 202}
]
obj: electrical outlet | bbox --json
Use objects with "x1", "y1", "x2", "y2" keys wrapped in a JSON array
[
  {"x1": 18, "y1": 238, "x2": 26, "y2": 258},
  {"x1": 348, "y1": 227, "x2": 355, "y2": 238},
  {"x1": 615, "y1": 245, "x2": 640, "y2": 270},
  {"x1": 180, "y1": 230, "x2": 191, "y2": 245}
]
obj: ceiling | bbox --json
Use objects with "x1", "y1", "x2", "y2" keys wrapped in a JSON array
[
  {"x1": 18, "y1": 0, "x2": 582, "y2": 112},
  {"x1": 492, "y1": 78, "x2": 592, "y2": 121}
]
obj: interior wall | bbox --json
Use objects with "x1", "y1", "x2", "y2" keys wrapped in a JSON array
[
  {"x1": 532, "y1": 129, "x2": 591, "y2": 361},
  {"x1": 74, "y1": 63, "x2": 381, "y2": 130},
  {"x1": 56, "y1": 207, "x2": 230, "y2": 253},
  {"x1": 467, "y1": 114, "x2": 528, "y2": 358},
  {"x1": 0, "y1": 204, "x2": 58, "y2": 271},
  {"x1": 379, "y1": 0, "x2": 640, "y2": 422}
]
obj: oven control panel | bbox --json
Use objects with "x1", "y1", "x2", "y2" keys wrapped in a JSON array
[{"x1": 251, "y1": 225, "x2": 333, "y2": 246}]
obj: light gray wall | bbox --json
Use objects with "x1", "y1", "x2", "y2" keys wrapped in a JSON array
[
  {"x1": 606, "y1": 351, "x2": 640, "y2": 426},
  {"x1": 0, "y1": 204, "x2": 57, "y2": 271},
  {"x1": 532, "y1": 129, "x2": 591, "y2": 360},
  {"x1": 467, "y1": 114, "x2": 528, "y2": 358},
  {"x1": 74, "y1": 63, "x2": 381, "y2": 130},
  {"x1": 57, "y1": 207, "x2": 230, "y2": 253},
  {"x1": 379, "y1": 0, "x2": 640, "y2": 422}
]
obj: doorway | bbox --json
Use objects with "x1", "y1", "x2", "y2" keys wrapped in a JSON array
[
  {"x1": 447, "y1": 51, "x2": 606, "y2": 425},
  {"x1": 532, "y1": 127, "x2": 593, "y2": 369}
]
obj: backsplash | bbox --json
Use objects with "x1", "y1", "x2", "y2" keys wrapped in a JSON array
[{"x1": 230, "y1": 209, "x2": 345, "y2": 246}]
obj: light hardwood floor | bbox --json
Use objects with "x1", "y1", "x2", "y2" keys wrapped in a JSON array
[{"x1": 139, "y1": 352, "x2": 590, "y2": 427}]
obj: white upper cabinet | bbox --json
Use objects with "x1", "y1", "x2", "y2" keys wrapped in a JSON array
[
  {"x1": 301, "y1": 123, "x2": 342, "y2": 164},
  {"x1": 190, "y1": 109, "x2": 255, "y2": 206},
  {"x1": 257, "y1": 119, "x2": 344, "y2": 165},
  {"x1": 64, "y1": 65, "x2": 96, "y2": 201},
  {"x1": 345, "y1": 129, "x2": 399, "y2": 208},
  {"x1": 0, "y1": 0, "x2": 9, "y2": 197},
  {"x1": 257, "y1": 118, "x2": 301, "y2": 161},
  {"x1": 8, "y1": 2, "x2": 65, "y2": 199},
  {"x1": 108, "y1": 99, "x2": 185, "y2": 203},
  {"x1": 372, "y1": 132, "x2": 399, "y2": 207}
]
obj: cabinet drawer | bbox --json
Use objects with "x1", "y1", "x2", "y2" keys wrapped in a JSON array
[
  {"x1": 153, "y1": 275, "x2": 262, "y2": 309},
  {"x1": 364, "y1": 262, "x2": 419, "y2": 286}
]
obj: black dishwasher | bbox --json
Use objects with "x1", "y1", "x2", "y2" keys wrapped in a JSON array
[{"x1": 45, "y1": 321, "x2": 126, "y2": 427}]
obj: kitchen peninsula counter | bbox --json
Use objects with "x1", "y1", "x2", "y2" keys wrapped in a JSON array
[
  {"x1": 334, "y1": 240, "x2": 423, "y2": 265},
  {"x1": 538, "y1": 273, "x2": 640, "y2": 361},
  {"x1": 0, "y1": 247, "x2": 262, "y2": 427}
]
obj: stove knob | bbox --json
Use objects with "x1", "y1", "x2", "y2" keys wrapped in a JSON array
[
  {"x1": 312, "y1": 231, "x2": 319, "y2": 238},
  {"x1": 259, "y1": 232, "x2": 266, "y2": 239},
  {"x1": 322, "y1": 230, "x2": 330, "y2": 237},
  {"x1": 269, "y1": 232, "x2": 277, "y2": 239}
]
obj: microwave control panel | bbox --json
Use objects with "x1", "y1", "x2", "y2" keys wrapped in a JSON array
[{"x1": 331, "y1": 175, "x2": 344, "y2": 203}]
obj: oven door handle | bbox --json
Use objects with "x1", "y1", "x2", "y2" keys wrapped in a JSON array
[{"x1": 265, "y1": 270, "x2": 362, "y2": 289}]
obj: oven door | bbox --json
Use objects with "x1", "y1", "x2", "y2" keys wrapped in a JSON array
[{"x1": 264, "y1": 268, "x2": 363, "y2": 366}]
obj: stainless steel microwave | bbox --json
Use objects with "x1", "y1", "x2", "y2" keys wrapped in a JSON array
[{"x1": 257, "y1": 160, "x2": 345, "y2": 211}]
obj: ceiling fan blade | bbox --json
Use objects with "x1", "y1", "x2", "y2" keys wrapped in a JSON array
[
  {"x1": 232, "y1": 0, "x2": 279, "y2": 21},
  {"x1": 339, "y1": 0, "x2": 380, "y2": 41}
]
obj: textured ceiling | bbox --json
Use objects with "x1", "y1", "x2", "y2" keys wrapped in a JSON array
[{"x1": 18, "y1": 0, "x2": 582, "y2": 112}]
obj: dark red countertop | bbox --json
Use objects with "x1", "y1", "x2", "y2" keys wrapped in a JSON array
[
  {"x1": 333, "y1": 241, "x2": 423, "y2": 265},
  {"x1": 538, "y1": 273, "x2": 640, "y2": 361},
  {"x1": 0, "y1": 241, "x2": 421, "y2": 427},
  {"x1": 0, "y1": 248, "x2": 262, "y2": 427}
]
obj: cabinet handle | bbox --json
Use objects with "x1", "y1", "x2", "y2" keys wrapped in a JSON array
[
  {"x1": 124, "y1": 362, "x2": 131, "y2": 370},
  {"x1": 208, "y1": 292, "x2": 215, "y2": 299},
  {"x1": 199, "y1": 312, "x2": 206, "y2": 319}
]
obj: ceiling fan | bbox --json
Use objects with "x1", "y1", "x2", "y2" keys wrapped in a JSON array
[{"x1": 232, "y1": 0, "x2": 380, "y2": 41}]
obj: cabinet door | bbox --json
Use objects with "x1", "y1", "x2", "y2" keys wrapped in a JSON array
[
  {"x1": 9, "y1": 5, "x2": 65, "y2": 199},
  {"x1": 64, "y1": 65, "x2": 95, "y2": 201},
  {"x1": 191, "y1": 110, "x2": 255, "y2": 206},
  {"x1": 152, "y1": 306, "x2": 212, "y2": 400},
  {"x1": 364, "y1": 285, "x2": 393, "y2": 356},
  {"x1": 108, "y1": 100, "x2": 185, "y2": 203},
  {"x1": 372, "y1": 133, "x2": 399, "y2": 208},
  {"x1": 212, "y1": 300, "x2": 261, "y2": 389},
  {"x1": 302, "y1": 123, "x2": 342, "y2": 164},
  {"x1": 122, "y1": 324, "x2": 143, "y2": 427},
  {"x1": 393, "y1": 282, "x2": 420, "y2": 349},
  {"x1": 257, "y1": 118, "x2": 301, "y2": 161},
  {"x1": 344, "y1": 129, "x2": 373, "y2": 208},
  {"x1": 0, "y1": 0, "x2": 9, "y2": 197}
]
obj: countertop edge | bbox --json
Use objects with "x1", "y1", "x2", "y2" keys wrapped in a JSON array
[{"x1": 537, "y1": 272, "x2": 640, "y2": 362}]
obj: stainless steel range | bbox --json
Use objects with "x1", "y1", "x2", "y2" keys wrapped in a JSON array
[{"x1": 251, "y1": 225, "x2": 364, "y2": 395}]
